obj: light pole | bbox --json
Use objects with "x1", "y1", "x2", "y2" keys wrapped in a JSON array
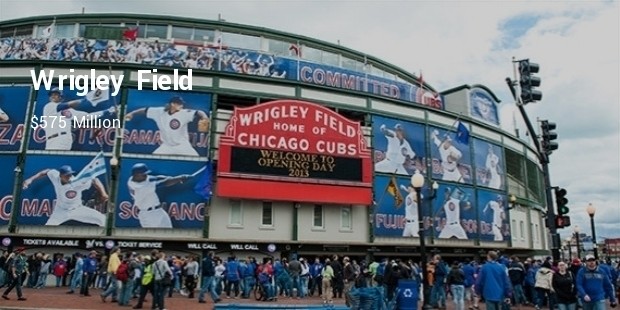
[
  {"x1": 574, "y1": 225, "x2": 581, "y2": 259},
  {"x1": 586, "y1": 203, "x2": 598, "y2": 260},
  {"x1": 411, "y1": 170, "x2": 436, "y2": 309},
  {"x1": 566, "y1": 237, "x2": 572, "y2": 261}
]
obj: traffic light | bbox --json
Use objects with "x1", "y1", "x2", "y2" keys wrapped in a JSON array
[
  {"x1": 541, "y1": 120, "x2": 559, "y2": 154},
  {"x1": 518, "y1": 59, "x2": 542, "y2": 104},
  {"x1": 555, "y1": 187, "x2": 569, "y2": 215},
  {"x1": 556, "y1": 215, "x2": 571, "y2": 229}
]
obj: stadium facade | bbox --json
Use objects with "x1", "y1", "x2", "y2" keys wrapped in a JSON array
[{"x1": 0, "y1": 14, "x2": 550, "y2": 260}]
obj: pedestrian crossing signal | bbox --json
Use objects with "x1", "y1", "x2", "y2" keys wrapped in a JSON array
[{"x1": 556, "y1": 215, "x2": 571, "y2": 229}]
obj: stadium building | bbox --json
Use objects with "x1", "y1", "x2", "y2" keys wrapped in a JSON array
[{"x1": 0, "y1": 14, "x2": 550, "y2": 261}]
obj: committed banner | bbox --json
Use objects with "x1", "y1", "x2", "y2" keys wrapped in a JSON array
[
  {"x1": 478, "y1": 189, "x2": 510, "y2": 242},
  {"x1": 372, "y1": 115, "x2": 427, "y2": 176},
  {"x1": 0, "y1": 86, "x2": 31, "y2": 152},
  {"x1": 429, "y1": 125, "x2": 473, "y2": 185},
  {"x1": 123, "y1": 89, "x2": 211, "y2": 157},
  {"x1": 18, "y1": 154, "x2": 109, "y2": 227},
  {"x1": 431, "y1": 182, "x2": 477, "y2": 240},
  {"x1": 0, "y1": 37, "x2": 444, "y2": 111},
  {"x1": 373, "y1": 174, "x2": 434, "y2": 238},
  {"x1": 29, "y1": 85, "x2": 118, "y2": 152},
  {"x1": 469, "y1": 87, "x2": 500, "y2": 126},
  {"x1": 473, "y1": 138, "x2": 505, "y2": 190},
  {"x1": 0, "y1": 155, "x2": 17, "y2": 225},
  {"x1": 116, "y1": 158, "x2": 206, "y2": 229},
  {"x1": 217, "y1": 99, "x2": 372, "y2": 204}
]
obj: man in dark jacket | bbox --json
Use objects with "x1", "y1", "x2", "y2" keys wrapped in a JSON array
[
  {"x1": 80, "y1": 251, "x2": 98, "y2": 296},
  {"x1": 197, "y1": 251, "x2": 220, "y2": 304},
  {"x1": 447, "y1": 262, "x2": 466, "y2": 310},
  {"x1": 431, "y1": 255, "x2": 448, "y2": 309},
  {"x1": 508, "y1": 255, "x2": 526, "y2": 306},
  {"x1": 331, "y1": 255, "x2": 343, "y2": 299}
]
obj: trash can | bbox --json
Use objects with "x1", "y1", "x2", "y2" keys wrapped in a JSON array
[{"x1": 397, "y1": 279, "x2": 419, "y2": 310}]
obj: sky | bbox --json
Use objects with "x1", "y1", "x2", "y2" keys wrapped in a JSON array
[{"x1": 1, "y1": 0, "x2": 618, "y2": 241}]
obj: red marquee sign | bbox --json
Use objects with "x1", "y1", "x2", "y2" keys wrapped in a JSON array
[{"x1": 217, "y1": 99, "x2": 372, "y2": 205}]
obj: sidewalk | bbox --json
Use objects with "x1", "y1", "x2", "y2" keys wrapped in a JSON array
[{"x1": 0, "y1": 286, "x2": 346, "y2": 310}]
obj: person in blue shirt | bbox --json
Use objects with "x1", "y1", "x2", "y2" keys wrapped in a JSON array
[
  {"x1": 576, "y1": 254, "x2": 617, "y2": 310},
  {"x1": 525, "y1": 259, "x2": 540, "y2": 305},
  {"x1": 241, "y1": 257, "x2": 256, "y2": 299},
  {"x1": 80, "y1": 251, "x2": 98, "y2": 297},
  {"x1": 225, "y1": 256, "x2": 241, "y2": 298},
  {"x1": 476, "y1": 251, "x2": 512, "y2": 310},
  {"x1": 67, "y1": 253, "x2": 83, "y2": 294},
  {"x1": 431, "y1": 254, "x2": 449, "y2": 309},
  {"x1": 462, "y1": 259, "x2": 480, "y2": 310},
  {"x1": 309, "y1": 258, "x2": 324, "y2": 297}
]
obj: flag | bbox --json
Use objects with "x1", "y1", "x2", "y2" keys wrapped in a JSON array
[
  {"x1": 193, "y1": 163, "x2": 213, "y2": 200},
  {"x1": 41, "y1": 22, "x2": 55, "y2": 38},
  {"x1": 289, "y1": 43, "x2": 301, "y2": 57},
  {"x1": 123, "y1": 27, "x2": 139, "y2": 41},
  {"x1": 386, "y1": 176, "x2": 404, "y2": 208},
  {"x1": 73, "y1": 152, "x2": 106, "y2": 182},
  {"x1": 85, "y1": 88, "x2": 110, "y2": 107},
  {"x1": 456, "y1": 121, "x2": 470, "y2": 144}
]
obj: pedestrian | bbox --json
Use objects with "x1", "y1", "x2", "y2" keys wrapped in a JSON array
[
  {"x1": 198, "y1": 251, "x2": 220, "y2": 304},
  {"x1": 321, "y1": 258, "x2": 334, "y2": 304},
  {"x1": 152, "y1": 251, "x2": 173, "y2": 310},
  {"x1": 183, "y1": 255, "x2": 199, "y2": 299},
  {"x1": 100, "y1": 246, "x2": 121, "y2": 302},
  {"x1": 447, "y1": 261, "x2": 466, "y2": 310},
  {"x1": 552, "y1": 261, "x2": 578, "y2": 310},
  {"x1": 534, "y1": 260, "x2": 554, "y2": 310},
  {"x1": 475, "y1": 251, "x2": 512, "y2": 310},
  {"x1": 2, "y1": 247, "x2": 28, "y2": 301},
  {"x1": 576, "y1": 254, "x2": 617, "y2": 310},
  {"x1": 508, "y1": 256, "x2": 527, "y2": 306},
  {"x1": 80, "y1": 251, "x2": 98, "y2": 297}
]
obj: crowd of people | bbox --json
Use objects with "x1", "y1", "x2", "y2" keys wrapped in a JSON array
[{"x1": 0, "y1": 247, "x2": 619, "y2": 310}]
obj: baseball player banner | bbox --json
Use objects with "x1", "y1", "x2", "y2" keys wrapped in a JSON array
[
  {"x1": 116, "y1": 157, "x2": 207, "y2": 229},
  {"x1": 0, "y1": 154, "x2": 18, "y2": 225},
  {"x1": 0, "y1": 85, "x2": 31, "y2": 152},
  {"x1": 28, "y1": 85, "x2": 118, "y2": 152},
  {"x1": 123, "y1": 89, "x2": 211, "y2": 157},
  {"x1": 469, "y1": 87, "x2": 500, "y2": 126},
  {"x1": 429, "y1": 125, "x2": 473, "y2": 185},
  {"x1": 473, "y1": 138, "x2": 505, "y2": 190},
  {"x1": 18, "y1": 153, "x2": 110, "y2": 226},
  {"x1": 431, "y1": 182, "x2": 477, "y2": 240},
  {"x1": 372, "y1": 115, "x2": 427, "y2": 176},
  {"x1": 478, "y1": 189, "x2": 510, "y2": 242},
  {"x1": 373, "y1": 174, "x2": 435, "y2": 238}
]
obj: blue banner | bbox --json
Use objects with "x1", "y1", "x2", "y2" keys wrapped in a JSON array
[
  {"x1": 29, "y1": 85, "x2": 118, "y2": 152},
  {"x1": 19, "y1": 154, "x2": 109, "y2": 226},
  {"x1": 429, "y1": 125, "x2": 473, "y2": 184},
  {"x1": 0, "y1": 86, "x2": 31, "y2": 152},
  {"x1": 431, "y1": 182, "x2": 477, "y2": 240},
  {"x1": 372, "y1": 115, "x2": 427, "y2": 177},
  {"x1": 373, "y1": 174, "x2": 434, "y2": 238},
  {"x1": 469, "y1": 87, "x2": 499, "y2": 126},
  {"x1": 0, "y1": 37, "x2": 444, "y2": 111},
  {"x1": 116, "y1": 158, "x2": 206, "y2": 229},
  {"x1": 478, "y1": 189, "x2": 510, "y2": 242},
  {"x1": 473, "y1": 138, "x2": 505, "y2": 190},
  {"x1": 123, "y1": 89, "x2": 211, "y2": 157},
  {"x1": 0, "y1": 155, "x2": 17, "y2": 225}
]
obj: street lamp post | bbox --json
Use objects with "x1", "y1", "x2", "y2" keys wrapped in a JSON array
[
  {"x1": 566, "y1": 237, "x2": 572, "y2": 261},
  {"x1": 586, "y1": 203, "x2": 598, "y2": 260},
  {"x1": 411, "y1": 170, "x2": 436, "y2": 309},
  {"x1": 574, "y1": 225, "x2": 581, "y2": 259}
]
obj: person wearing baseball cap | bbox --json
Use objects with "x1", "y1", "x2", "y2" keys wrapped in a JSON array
[{"x1": 576, "y1": 254, "x2": 617, "y2": 309}]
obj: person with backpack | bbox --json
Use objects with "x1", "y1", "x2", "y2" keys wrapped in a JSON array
[
  {"x1": 116, "y1": 252, "x2": 134, "y2": 306},
  {"x1": 447, "y1": 261, "x2": 466, "y2": 310}
]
